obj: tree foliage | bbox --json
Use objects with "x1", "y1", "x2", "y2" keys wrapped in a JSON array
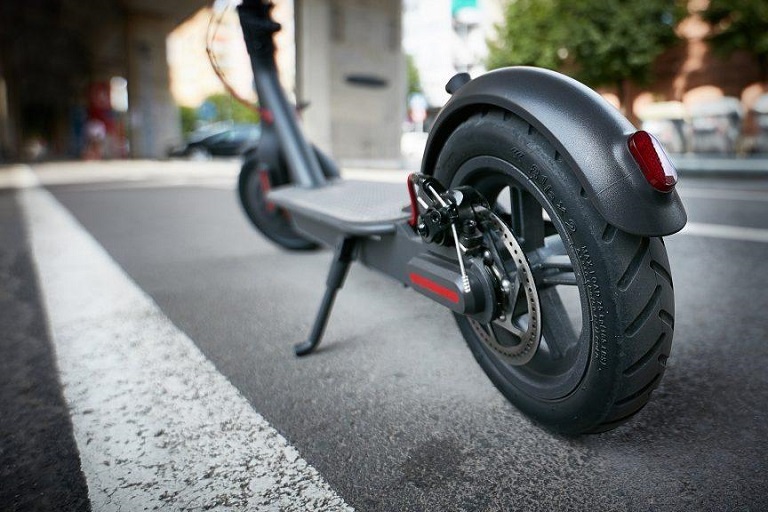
[
  {"x1": 565, "y1": 2, "x2": 684, "y2": 88},
  {"x1": 179, "y1": 93, "x2": 260, "y2": 136},
  {"x1": 488, "y1": 0, "x2": 685, "y2": 93},
  {"x1": 407, "y1": 54, "x2": 423, "y2": 95},
  {"x1": 204, "y1": 93, "x2": 260, "y2": 124},
  {"x1": 701, "y1": 0, "x2": 768, "y2": 80},
  {"x1": 179, "y1": 106, "x2": 198, "y2": 135},
  {"x1": 487, "y1": 0, "x2": 568, "y2": 72}
]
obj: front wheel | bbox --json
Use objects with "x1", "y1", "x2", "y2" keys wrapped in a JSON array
[
  {"x1": 435, "y1": 110, "x2": 675, "y2": 434},
  {"x1": 238, "y1": 153, "x2": 319, "y2": 251}
]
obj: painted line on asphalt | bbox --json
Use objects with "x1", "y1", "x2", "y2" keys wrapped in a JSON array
[
  {"x1": 0, "y1": 164, "x2": 40, "y2": 189},
  {"x1": 18, "y1": 166, "x2": 352, "y2": 512},
  {"x1": 679, "y1": 187, "x2": 768, "y2": 202},
  {"x1": 0, "y1": 160, "x2": 240, "y2": 190},
  {"x1": 37, "y1": 178, "x2": 238, "y2": 192},
  {"x1": 681, "y1": 222, "x2": 768, "y2": 243}
]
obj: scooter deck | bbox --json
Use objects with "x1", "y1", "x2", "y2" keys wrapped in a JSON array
[{"x1": 268, "y1": 179, "x2": 411, "y2": 236}]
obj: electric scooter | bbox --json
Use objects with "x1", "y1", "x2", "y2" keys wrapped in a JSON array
[{"x1": 235, "y1": 0, "x2": 687, "y2": 434}]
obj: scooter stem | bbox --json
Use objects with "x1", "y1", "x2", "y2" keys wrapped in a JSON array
[{"x1": 238, "y1": 0, "x2": 326, "y2": 188}]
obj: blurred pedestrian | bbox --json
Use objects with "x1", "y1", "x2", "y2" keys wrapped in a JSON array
[{"x1": 83, "y1": 117, "x2": 106, "y2": 159}]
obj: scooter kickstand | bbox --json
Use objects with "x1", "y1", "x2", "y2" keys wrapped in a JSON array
[{"x1": 294, "y1": 237, "x2": 357, "y2": 356}]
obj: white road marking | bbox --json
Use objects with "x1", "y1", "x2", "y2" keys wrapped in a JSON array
[
  {"x1": 19, "y1": 166, "x2": 352, "y2": 512},
  {"x1": 679, "y1": 187, "x2": 768, "y2": 202},
  {"x1": 0, "y1": 164, "x2": 40, "y2": 189},
  {"x1": 0, "y1": 160, "x2": 240, "y2": 190},
  {"x1": 36, "y1": 177, "x2": 238, "y2": 192},
  {"x1": 681, "y1": 222, "x2": 768, "y2": 243}
]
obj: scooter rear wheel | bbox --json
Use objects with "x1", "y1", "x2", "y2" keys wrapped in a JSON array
[{"x1": 435, "y1": 110, "x2": 675, "y2": 434}]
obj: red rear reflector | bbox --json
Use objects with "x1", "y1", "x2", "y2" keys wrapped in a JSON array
[
  {"x1": 628, "y1": 131, "x2": 678, "y2": 193},
  {"x1": 409, "y1": 272, "x2": 460, "y2": 304}
]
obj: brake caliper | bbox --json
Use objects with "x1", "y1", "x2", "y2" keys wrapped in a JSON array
[{"x1": 408, "y1": 174, "x2": 542, "y2": 365}]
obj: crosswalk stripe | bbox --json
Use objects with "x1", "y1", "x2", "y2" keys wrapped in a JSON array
[
  {"x1": 18, "y1": 165, "x2": 352, "y2": 512},
  {"x1": 679, "y1": 187, "x2": 768, "y2": 202},
  {"x1": 680, "y1": 222, "x2": 768, "y2": 243}
]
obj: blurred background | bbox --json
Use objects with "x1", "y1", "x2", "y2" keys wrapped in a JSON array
[
  {"x1": 0, "y1": 0, "x2": 765, "y2": 166},
  {"x1": 2, "y1": 4, "x2": 768, "y2": 509}
]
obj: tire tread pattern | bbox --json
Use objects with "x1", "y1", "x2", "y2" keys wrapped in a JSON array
[
  {"x1": 525, "y1": 110, "x2": 676, "y2": 433},
  {"x1": 436, "y1": 110, "x2": 676, "y2": 434},
  {"x1": 595, "y1": 230, "x2": 675, "y2": 431}
]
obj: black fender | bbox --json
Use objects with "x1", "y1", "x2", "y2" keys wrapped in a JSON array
[{"x1": 421, "y1": 67, "x2": 687, "y2": 236}]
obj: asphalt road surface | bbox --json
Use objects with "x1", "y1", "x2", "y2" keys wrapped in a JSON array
[{"x1": 2, "y1": 161, "x2": 767, "y2": 511}]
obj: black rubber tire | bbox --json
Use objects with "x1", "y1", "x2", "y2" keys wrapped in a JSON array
[
  {"x1": 435, "y1": 110, "x2": 675, "y2": 434},
  {"x1": 238, "y1": 153, "x2": 319, "y2": 251}
]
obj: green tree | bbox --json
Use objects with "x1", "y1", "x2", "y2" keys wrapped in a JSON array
[
  {"x1": 407, "y1": 54, "x2": 423, "y2": 96},
  {"x1": 701, "y1": 0, "x2": 768, "y2": 81},
  {"x1": 179, "y1": 106, "x2": 198, "y2": 136},
  {"x1": 488, "y1": 0, "x2": 685, "y2": 111},
  {"x1": 567, "y1": 1, "x2": 684, "y2": 108},
  {"x1": 487, "y1": 0, "x2": 568, "y2": 72},
  {"x1": 205, "y1": 93, "x2": 260, "y2": 124},
  {"x1": 179, "y1": 94, "x2": 261, "y2": 136}
]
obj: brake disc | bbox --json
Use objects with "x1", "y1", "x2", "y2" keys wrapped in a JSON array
[{"x1": 468, "y1": 211, "x2": 542, "y2": 366}]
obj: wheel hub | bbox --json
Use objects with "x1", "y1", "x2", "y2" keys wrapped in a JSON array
[
  {"x1": 470, "y1": 211, "x2": 542, "y2": 365},
  {"x1": 407, "y1": 174, "x2": 543, "y2": 365}
]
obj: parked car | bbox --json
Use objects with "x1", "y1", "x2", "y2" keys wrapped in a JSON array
[{"x1": 168, "y1": 123, "x2": 261, "y2": 159}]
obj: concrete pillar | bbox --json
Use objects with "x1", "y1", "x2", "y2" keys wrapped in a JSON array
[
  {"x1": 126, "y1": 15, "x2": 181, "y2": 159},
  {"x1": 296, "y1": 0, "x2": 334, "y2": 155},
  {"x1": 296, "y1": 0, "x2": 405, "y2": 165}
]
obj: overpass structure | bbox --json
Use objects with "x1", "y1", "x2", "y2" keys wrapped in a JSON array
[{"x1": 0, "y1": 0, "x2": 404, "y2": 163}]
